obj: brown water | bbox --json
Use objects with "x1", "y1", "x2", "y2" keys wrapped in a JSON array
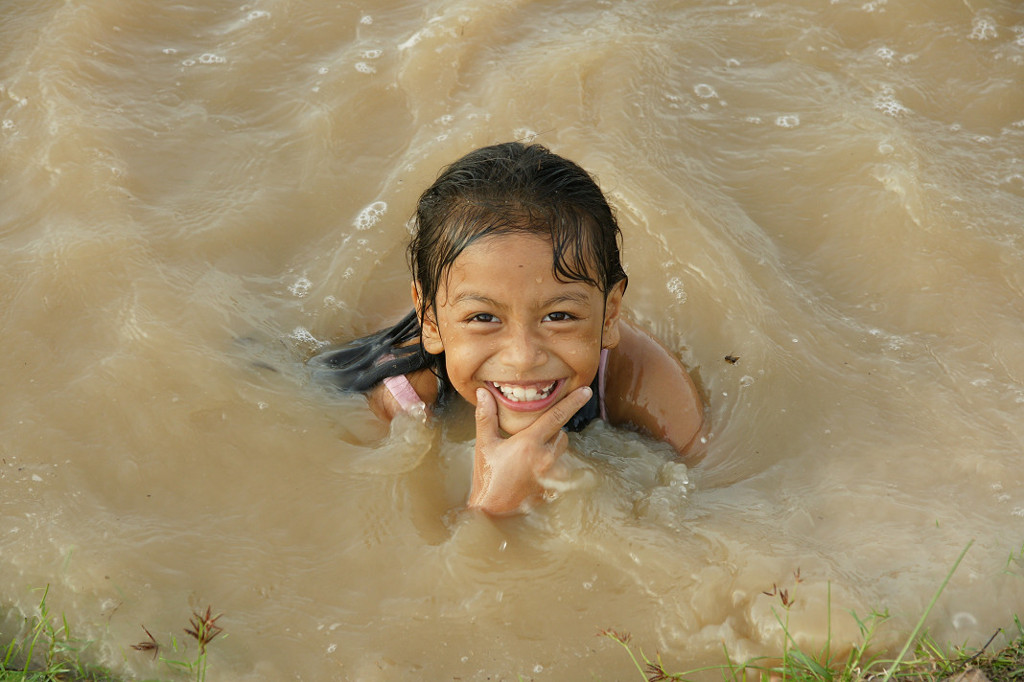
[{"x1": 2, "y1": 0, "x2": 1024, "y2": 679}]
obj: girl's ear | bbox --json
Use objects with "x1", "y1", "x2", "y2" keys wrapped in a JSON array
[
  {"x1": 411, "y1": 282, "x2": 444, "y2": 355},
  {"x1": 601, "y1": 280, "x2": 626, "y2": 349}
]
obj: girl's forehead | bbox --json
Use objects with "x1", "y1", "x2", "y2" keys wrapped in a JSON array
[{"x1": 430, "y1": 230, "x2": 606, "y2": 303}]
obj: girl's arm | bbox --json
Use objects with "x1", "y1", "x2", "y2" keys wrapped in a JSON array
[{"x1": 604, "y1": 320, "x2": 706, "y2": 460}]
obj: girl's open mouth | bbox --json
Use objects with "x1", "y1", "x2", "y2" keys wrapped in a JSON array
[{"x1": 488, "y1": 379, "x2": 564, "y2": 411}]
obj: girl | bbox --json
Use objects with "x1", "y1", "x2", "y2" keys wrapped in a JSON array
[{"x1": 311, "y1": 142, "x2": 705, "y2": 515}]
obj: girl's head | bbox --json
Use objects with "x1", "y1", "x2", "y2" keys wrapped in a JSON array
[
  {"x1": 408, "y1": 142, "x2": 629, "y2": 433},
  {"x1": 408, "y1": 142, "x2": 628, "y2": 314}
]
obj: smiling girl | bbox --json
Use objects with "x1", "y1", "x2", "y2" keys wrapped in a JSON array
[{"x1": 311, "y1": 142, "x2": 705, "y2": 515}]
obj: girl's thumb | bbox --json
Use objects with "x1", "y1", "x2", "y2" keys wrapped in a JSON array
[{"x1": 475, "y1": 388, "x2": 498, "y2": 439}]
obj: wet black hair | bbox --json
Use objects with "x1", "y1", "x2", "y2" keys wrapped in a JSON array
[{"x1": 309, "y1": 141, "x2": 628, "y2": 395}]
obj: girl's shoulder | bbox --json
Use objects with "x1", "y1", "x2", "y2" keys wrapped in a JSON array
[{"x1": 603, "y1": 320, "x2": 706, "y2": 458}]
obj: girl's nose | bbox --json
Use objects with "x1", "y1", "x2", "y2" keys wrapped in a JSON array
[{"x1": 500, "y1": 325, "x2": 546, "y2": 372}]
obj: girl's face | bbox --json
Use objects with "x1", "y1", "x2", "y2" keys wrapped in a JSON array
[{"x1": 415, "y1": 233, "x2": 624, "y2": 435}]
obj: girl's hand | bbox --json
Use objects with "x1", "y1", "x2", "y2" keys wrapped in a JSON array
[{"x1": 468, "y1": 385, "x2": 593, "y2": 515}]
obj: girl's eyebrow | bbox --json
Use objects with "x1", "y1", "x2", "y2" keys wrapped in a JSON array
[
  {"x1": 543, "y1": 291, "x2": 593, "y2": 307},
  {"x1": 449, "y1": 290, "x2": 593, "y2": 308},
  {"x1": 449, "y1": 292, "x2": 502, "y2": 308}
]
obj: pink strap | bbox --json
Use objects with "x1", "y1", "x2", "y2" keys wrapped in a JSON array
[
  {"x1": 383, "y1": 373, "x2": 426, "y2": 412},
  {"x1": 379, "y1": 354, "x2": 425, "y2": 413}
]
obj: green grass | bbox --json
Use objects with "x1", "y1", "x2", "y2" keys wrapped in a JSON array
[
  {"x1": 4, "y1": 543, "x2": 1024, "y2": 682},
  {"x1": 0, "y1": 586, "x2": 116, "y2": 682},
  {"x1": 1, "y1": 588, "x2": 222, "y2": 682},
  {"x1": 603, "y1": 540, "x2": 1024, "y2": 681},
  {"x1": 604, "y1": 615, "x2": 1024, "y2": 682}
]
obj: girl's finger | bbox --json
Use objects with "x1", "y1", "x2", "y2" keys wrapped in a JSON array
[
  {"x1": 474, "y1": 388, "x2": 500, "y2": 445},
  {"x1": 527, "y1": 385, "x2": 593, "y2": 442}
]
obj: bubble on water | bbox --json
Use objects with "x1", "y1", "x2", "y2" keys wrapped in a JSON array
[
  {"x1": 873, "y1": 87, "x2": 909, "y2": 117},
  {"x1": 360, "y1": 49, "x2": 382, "y2": 59},
  {"x1": 775, "y1": 115, "x2": 800, "y2": 128},
  {"x1": 725, "y1": 58, "x2": 741, "y2": 67},
  {"x1": 1003, "y1": 174, "x2": 1024, "y2": 193},
  {"x1": 290, "y1": 326, "x2": 325, "y2": 349},
  {"x1": 317, "y1": 66, "x2": 329, "y2": 74},
  {"x1": 247, "y1": 10, "x2": 269, "y2": 21},
  {"x1": 198, "y1": 53, "x2": 227, "y2": 65},
  {"x1": 875, "y1": 46, "x2": 895, "y2": 63},
  {"x1": 739, "y1": 375, "x2": 755, "y2": 387},
  {"x1": 666, "y1": 276, "x2": 687, "y2": 303},
  {"x1": 360, "y1": 15, "x2": 373, "y2": 25},
  {"x1": 513, "y1": 127, "x2": 538, "y2": 142},
  {"x1": 694, "y1": 83, "x2": 717, "y2": 99},
  {"x1": 1, "y1": 120, "x2": 13, "y2": 130},
  {"x1": 952, "y1": 612, "x2": 978, "y2": 629},
  {"x1": 354, "y1": 201, "x2": 387, "y2": 230},
  {"x1": 969, "y1": 16, "x2": 997, "y2": 41},
  {"x1": 162, "y1": 47, "x2": 178, "y2": 55},
  {"x1": 326, "y1": 643, "x2": 337, "y2": 654},
  {"x1": 354, "y1": 62, "x2": 375, "y2": 74},
  {"x1": 289, "y1": 276, "x2": 312, "y2": 297},
  {"x1": 746, "y1": 115, "x2": 763, "y2": 124}
]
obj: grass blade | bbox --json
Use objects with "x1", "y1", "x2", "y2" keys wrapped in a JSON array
[{"x1": 881, "y1": 539, "x2": 974, "y2": 682}]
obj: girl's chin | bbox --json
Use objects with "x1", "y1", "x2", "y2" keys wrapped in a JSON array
[{"x1": 496, "y1": 410, "x2": 544, "y2": 435}]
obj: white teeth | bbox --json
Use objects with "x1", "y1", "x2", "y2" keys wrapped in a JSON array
[{"x1": 492, "y1": 381, "x2": 556, "y2": 402}]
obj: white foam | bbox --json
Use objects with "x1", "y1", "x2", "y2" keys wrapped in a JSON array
[
  {"x1": 666, "y1": 276, "x2": 687, "y2": 303},
  {"x1": 874, "y1": 86, "x2": 909, "y2": 117},
  {"x1": 775, "y1": 114, "x2": 800, "y2": 128},
  {"x1": 513, "y1": 127, "x2": 538, "y2": 142},
  {"x1": 969, "y1": 16, "x2": 997, "y2": 41},
  {"x1": 289, "y1": 276, "x2": 312, "y2": 297},
  {"x1": 354, "y1": 201, "x2": 387, "y2": 230},
  {"x1": 694, "y1": 83, "x2": 718, "y2": 99},
  {"x1": 354, "y1": 62, "x2": 375, "y2": 74},
  {"x1": 290, "y1": 326, "x2": 324, "y2": 349}
]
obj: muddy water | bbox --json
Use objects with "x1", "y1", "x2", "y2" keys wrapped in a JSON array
[{"x1": 2, "y1": 0, "x2": 1024, "y2": 679}]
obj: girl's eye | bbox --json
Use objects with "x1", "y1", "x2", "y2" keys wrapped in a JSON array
[
  {"x1": 544, "y1": 311, "x2": 576, "y2": 322},
  {"x1": 468, "y1": 313, "x2": 497, "y2": 323}
]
